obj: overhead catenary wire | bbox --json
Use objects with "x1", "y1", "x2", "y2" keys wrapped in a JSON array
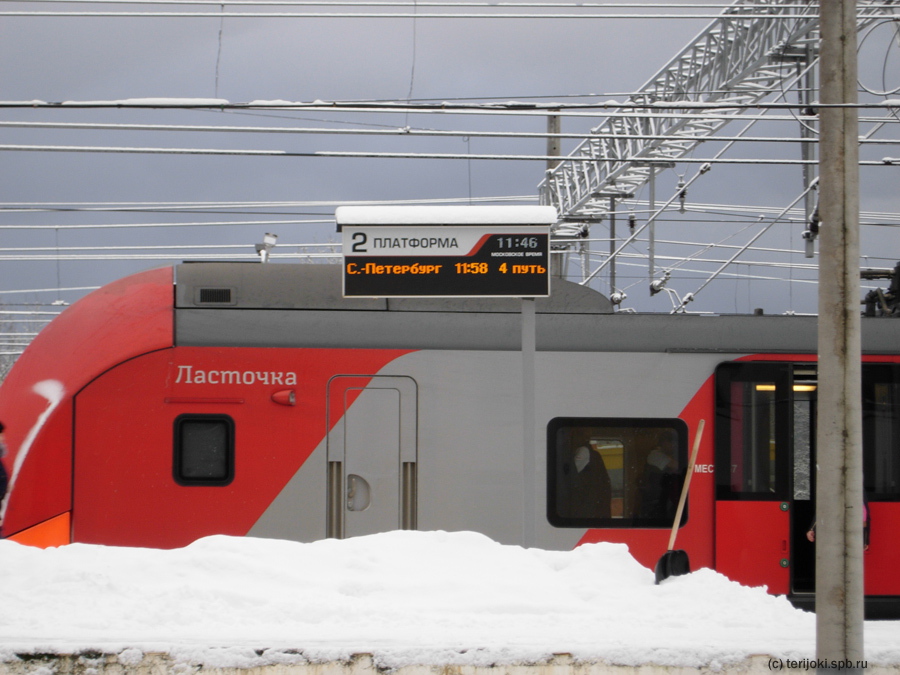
[
  {"x1": 8, "y1": 142, "x2": 900, "y2": 165},
  {"x1": 2, "y1": 203, "x2": 897, "y2": 234},
  {"x1": 4, "y1": 1, "x2": 860, "y2": 7},
  {"x1": 0, "y1": 218, "x2": 331, "y2": 230},
  {"x1": 1, "y1": 230, "x2": 892, "y2": 271},
  {"x1": 6, "y1": 119, "x2": 900, "y2": 146},
  {"x1": 0, "y1": 7, "x2": 864, "y2": 19},
  {"x1": 0, "y1": 286, "x2": 100, "y2": 295},
  {"x1": 0, "y1": 310, "x2": 62, "y2": 315},
  {"x1": 0, "y1": 242, "x2": 339, "y2": 252},
  {"x1": 0, "y1": 252, "x2": 341, "y2": 260},
  {"x1": 5, "y1": 99, "x2": 900, "y2": 113},
  {"x1": 0, "y1": 248, "x2": 835, "y2": 270},
  {"x1": 577, "y1": 251, "x2": 821, "y2": 280},
  {"x1": 0, "y1": 195, "x2": 536, "y2": 213},
  {"x1": 2, "y1": 198, "x2": 897, "y2": 224}
]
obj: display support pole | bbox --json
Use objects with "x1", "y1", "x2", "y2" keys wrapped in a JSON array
[
  {"x1": 817, "y1": 0, "x2": 864, "y2": 671},
  {"x1": 522, "y1": 297, "x2": 536, "y2": 548}
]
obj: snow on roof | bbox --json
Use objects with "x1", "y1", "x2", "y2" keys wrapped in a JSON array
[
  {"x1": 60, "y1": 98, "x2": 231, "y2": 107},
  {"x1": 335, "y1": 205, "x2": 558, "y2": 226}
]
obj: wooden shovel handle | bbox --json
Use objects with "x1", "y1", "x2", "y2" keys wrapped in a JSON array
[{"x1": 667, "y1": 419, "x2": 705, "y2": 552}]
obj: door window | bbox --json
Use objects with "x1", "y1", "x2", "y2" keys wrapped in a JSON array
[
  {"x1": 715, "y1": 363, "x2": 791, "y2": 500},
  {"x1": 863, "y1": 364, "x2": 900, "y2": 499}
]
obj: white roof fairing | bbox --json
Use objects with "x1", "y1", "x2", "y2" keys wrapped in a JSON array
[{"x1": 335, "y1": 205, "x2": 558, "y2": 226}]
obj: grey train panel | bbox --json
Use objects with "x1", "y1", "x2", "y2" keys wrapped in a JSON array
[
  {"x1": 177, "y1": 309, "x2": 532, "y2": 351},
  {"x1": 175, "y1": 261, "x2": 388, "y2": 311},
  {"x1": 247, "y1": 439, "x2": 328, "y2": 543},
  {"x1": 173, "y1": 262, "x2": 899, "y2": 354},
  {"x1": 176, "y1": 307, "x2": 900, "y2": 356},
  {"x1": 248, "y1": 348, "x2": 731, "y2": 549},
  {"x1": 174, "y1": 261, "x2": 612, "y2": 314}
]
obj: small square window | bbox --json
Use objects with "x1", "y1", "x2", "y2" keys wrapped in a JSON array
[{"x1": 173, "y1": 414, "x2": 234, "y2": 486}]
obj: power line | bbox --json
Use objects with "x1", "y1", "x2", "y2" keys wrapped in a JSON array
[
  {"x1": 5, "y1": 120, "x2": 900, "y2": 146},
  {"x1": 0, "y1": 218, "x2": 330, "y2": 230},
  {"x1": 0, "y1": 8, "x2": 856, "y2": 19},
  {"x1": 0, "y1": 195, "x2": 534, "y2": 212},
  {"x1": 0, "y1": 286, "x2": 100, "y2": 295},
  {"x1": 3, "y1": 1, "x2": 835, "y2": 7},
  {"x1": 4, "y1": 98, "x2": 900, "y2": 112},
  {"x1": 8, "y1": 142, "x2": 900, "y2": 165},
  {"x1": 0, "y1": 242, "x2": 338, "y2": 252}
]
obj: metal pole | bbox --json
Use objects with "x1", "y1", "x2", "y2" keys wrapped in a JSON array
[
  {"x1": 801, "y1": 52, "x2": 818, "y2": 259},
  {"x1": 521, "y1": 297, "x2": 536, "y2": 548},
  {"x1": 546, "y1": 113, "x2": 560, "y2": 171},
  {"x1": 547, "y1": 113, "x2": 566, "y2": 279},
  {"x1": 649, "y1": 170, "x2": 656, "y2": 280},
  {"x1": 609, "y1": 196, "x2": 616, "y2": 295},
  {"x1": 817, "y1": 1, "x2": 864, "y2": 671}
]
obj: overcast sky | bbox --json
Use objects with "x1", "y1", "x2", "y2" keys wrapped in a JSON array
[{"x1": 1, "y1": 0, "x2": 899, "y2": 327}]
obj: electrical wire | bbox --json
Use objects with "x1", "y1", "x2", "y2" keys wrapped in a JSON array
[
  {"x1": 0, "y1": 5, "x2": 843, "y2": 19},
  {"x1": 1, "y1": 1, "x2": 837, "y2": 7},
  {"x1": 10, "y1": 142, "x2": 900, "y2": 165},
  {"x1": 858, "y1": 19, "x2": 900, "y2": 97},
  {"x1": 4, "y1": 99, "x2": 899, "y2": 113},
  {"x1": 0, "y1": 120, "x2": 857, "y2": 143},
  {"x1": 0, "y1": 218, "x2": 330, "y2": 230},
  {"x1": 8, "y1": 120, "x2": 900, "y2": 146}
]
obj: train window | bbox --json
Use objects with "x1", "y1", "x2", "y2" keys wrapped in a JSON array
[
  {"x1": 717, "y1": 362, "x2": 900, "y2": 502},
  {"x1": 173, "y1": 414, "x2": 235, "y2": 486},
  {"x1": 863, "y1": 364, "x2": 900, "y2": 499},
  {"x1": 715, "y1": 363, "x2": 791, "y2": 500},
  {"x1": 547, "y1": 418, "x2": 689, "y2": 528}
]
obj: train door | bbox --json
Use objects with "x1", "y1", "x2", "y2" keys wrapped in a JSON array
[
  {"x1": 714, "y1": 363, "x2": 793, "y2": 594},
  {"x1": 788, "y1": 366, "x2": 817, "y2": 594},
  {"x1": 716, "y1": 361, "x2": 900, "y2": 604},
  {"x1": 326, "y1": 375, "x2": 417, "y2": 539}
]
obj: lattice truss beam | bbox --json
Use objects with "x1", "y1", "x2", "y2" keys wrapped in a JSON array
[{"x1": 538, "y1": 0, "x2": 894, "y2": 228}]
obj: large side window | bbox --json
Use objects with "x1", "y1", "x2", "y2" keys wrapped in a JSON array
[
  {"x1": 173, "y1": 414, "x2": 235, "y2": 486},
  {"x1": 863, "y1": 364, "x2": 900, "y2": 499},
  {"x1": 547, "y1": 418, "x2": 688, "y2": 528}
]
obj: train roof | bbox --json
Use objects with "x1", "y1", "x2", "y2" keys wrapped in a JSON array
[
  {"x1": 174, "y1": 261, "x2": 613, "y2": 314},
  {"x1": 174, "y1": 262, "x2": 900, "y2": 355}
]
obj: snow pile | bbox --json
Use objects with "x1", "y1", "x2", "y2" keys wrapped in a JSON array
[{"x1": 0, "y1": 530, "x2": 898, "y2": 669}]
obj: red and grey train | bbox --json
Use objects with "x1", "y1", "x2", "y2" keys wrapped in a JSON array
[{"x1": 0, "y1": 261, "x2": 898, "y2": 615}]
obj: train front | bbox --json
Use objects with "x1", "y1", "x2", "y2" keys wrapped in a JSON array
[{"x1": 0, "y1": 266, "x2": 174, "y2": 546}]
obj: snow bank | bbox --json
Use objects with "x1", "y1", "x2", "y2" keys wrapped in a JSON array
[{"x1": 0, "y1": 531, "x2": 897, "y2": 669}]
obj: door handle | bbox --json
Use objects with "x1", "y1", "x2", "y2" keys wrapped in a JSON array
[{"x1": 346, "y1": 474, "x2": 371, "y2": 512}]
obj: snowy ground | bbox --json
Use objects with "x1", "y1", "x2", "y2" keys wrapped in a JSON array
[{"x1": 1, "y1": 530, "x2": 898, "y2": 670}]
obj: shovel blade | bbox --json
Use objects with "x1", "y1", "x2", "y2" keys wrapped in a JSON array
[{"x1": 654, "y1": 549, "x2": 690, "y2": 584}]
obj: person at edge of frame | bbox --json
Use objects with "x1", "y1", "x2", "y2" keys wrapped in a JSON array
[{"x1": 806, "y1": 495, "x2": 871, "y2": 551}]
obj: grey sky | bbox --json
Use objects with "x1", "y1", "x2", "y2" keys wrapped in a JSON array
[{"x1": 1, "y1": 1, "x2": 898, "y2": 325}]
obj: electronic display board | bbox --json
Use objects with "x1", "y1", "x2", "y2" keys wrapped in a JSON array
[{"x1": 341, "y1": 224, "x2": 550, "y2": 298}]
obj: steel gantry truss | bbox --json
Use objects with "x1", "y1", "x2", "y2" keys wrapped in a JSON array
[{"x1": 538, "y1": 0, "x2": 896, "y2": 241}]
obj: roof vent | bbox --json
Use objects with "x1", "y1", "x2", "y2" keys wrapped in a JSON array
[{"x1": 196, "y1": 287, "x2": 235, "y2": 305}]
